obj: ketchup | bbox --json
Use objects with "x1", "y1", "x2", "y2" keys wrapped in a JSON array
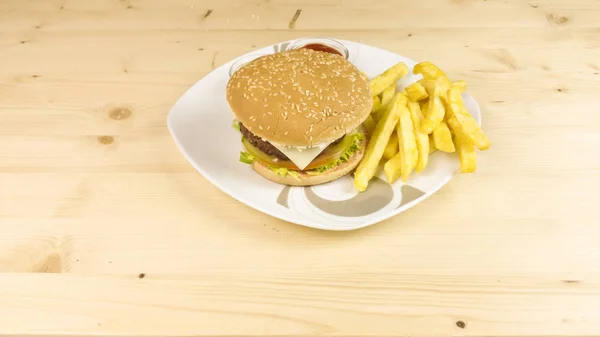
[{"x1": 302, "y1": 43, "x2": 343, "y2": 56}]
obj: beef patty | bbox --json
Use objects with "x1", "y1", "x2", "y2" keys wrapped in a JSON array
[{"x1": 240, "y1": 124, "x2": 343, "y2": 162}]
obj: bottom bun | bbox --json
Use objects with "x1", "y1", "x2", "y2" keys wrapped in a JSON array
[{"x1": 250, "y1": 138, "x2": 366, "y2": 187}]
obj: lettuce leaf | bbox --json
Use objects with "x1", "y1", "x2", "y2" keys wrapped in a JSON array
[
  {"x1": 239, "y1": 151, "x2": 255, "y2": 164},
  {"x1": 269, "y1": 167, "x2": 301, "y2": 180},
  {"x1": 270, "y1": 167, "x2": 288, "y2": 176},
  {"x1": 286, "y1": 170, "x2": 301, "y2": 180},
  {"x1": 232, "y1": 120, "x2": 241, "y2": 132}
]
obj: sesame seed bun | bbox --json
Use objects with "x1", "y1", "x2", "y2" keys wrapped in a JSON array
[
  {"x1": 226, "y1": 48, "x2": 372, "y2": 147},
  {"x1": 250, "y1": 134, "x2": 365, "y2": 186}
]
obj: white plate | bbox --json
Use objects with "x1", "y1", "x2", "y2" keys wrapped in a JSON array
[{"x1": 167, "y1": 38, "x2": 482, "y2": 231}]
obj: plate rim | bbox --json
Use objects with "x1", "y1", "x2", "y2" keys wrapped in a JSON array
[{"x1": 167, "y1": 37, "x2": 482, "y2": 231}]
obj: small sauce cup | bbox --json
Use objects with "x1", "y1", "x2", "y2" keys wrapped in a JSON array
[{"x1": 286, "y1": 37, "x2": 349, "y2": 60}]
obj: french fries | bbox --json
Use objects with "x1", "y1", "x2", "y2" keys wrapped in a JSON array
[
  {"x1": 356, "y1": 60, "x2": 491, "y2": 191},
  {"x1": 383, "y1": 135, "x2": 399, "y2": 160},
  {"x1": 407, "y1": 101, "x2": 429, "y2": 172},
  {"x1": 354, "y1": 93, "x2": 403, "y2": 192},
  {"x1": 448, "y1": 116, "x2": 476, "y2": 173},
  {"x1": 447, "y1": 87, "x2": 491, "y2": 150},
  {"x1": 369, "y1": 62, "x2": 408, "y2": 97},
  {"x1": 405, "y1": 81, "x2": 428, "y2": 102},
  {"x1": 385, "y1": 95, "x2": 418, "y2": 183},
  {"x1": 381, "y1": 85, "x2": 396, "y2": 107},
  {"x1": 432, "y1": 121, "x2": 455, "y2": 153},
  {"x1": 414, "y1": 61, "x2": 448, "y2": 81}
]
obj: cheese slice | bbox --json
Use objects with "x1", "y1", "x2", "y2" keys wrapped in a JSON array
[{"x1": 271, "y1": 142, "x2": 331, "y2": 170}]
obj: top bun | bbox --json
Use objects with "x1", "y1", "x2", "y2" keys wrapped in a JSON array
[{"x1": 226, "y1": 48, "x2": 372, "y2": 147}]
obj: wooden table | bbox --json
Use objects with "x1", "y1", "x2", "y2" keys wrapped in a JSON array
[{"x1": 2, "y1": 0, "x2": 600, "y2": 336}]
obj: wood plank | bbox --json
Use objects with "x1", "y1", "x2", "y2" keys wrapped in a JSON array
[
  {"x1": 0, "y1": 2, "x2": 583, "y2": 32},
  {"x1": 3, "y1": 0, "x2": 600, "y2": 12},
  {"x1": 1, "y1": 29, "x2": 598, "y2": 75},
  {"x1": 0, "y1": 273, "x2": 599, "y2": 336}
]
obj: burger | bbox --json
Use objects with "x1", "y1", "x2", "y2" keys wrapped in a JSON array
[{"x1": 226, "y1": 48, "x2": 372, "y2": 186}]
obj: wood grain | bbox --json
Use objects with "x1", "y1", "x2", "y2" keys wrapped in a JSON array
[{"x1": 1, "y1": 0, "x2": 600, "y2": 336}]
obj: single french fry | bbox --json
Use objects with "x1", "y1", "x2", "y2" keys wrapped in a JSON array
[
  {"x1": 384, "y1": 153, "x2": 402, "y2": 184},
  {"x1": 354, "y1": 93, "x2": 404, "y2": 191},
  {"x1": 381, "y1": 85, "x2": 395, "y2": 107},
  {"x1": 448, "y1": 116, "x2": 477, "y2": 173},
  {"x1": 421, "y1": 77, "x2": 451, "y2": 105},
  {"x1": 432, "y1": 121, "x2": 455, "y2": 153},
  {"x1": 421, "y1": 96, "x2": 444, "y2": 134},
  {"x1": 429, "y1": 134, "x2": 437, "y2": 154},
  {"x1": 421, "y1": 100, "x2": 429, "y2": 113},
  {"x1": 453, "y1": 80, "x2": 467, "y2": 93},
  {"x1": 414, "y1": 61, "x2": 451, "y2": 84},
  {"x1": 414, "y1": 61, "x2": 447, "y2": 78},
  {"x1": 396, "y1": 92, "x2": 409, "y2": 107},
  {"x1": 383, "y1": 135, "x2": 399, "y2": 160},
  {"x1": 384, "y1": 108, "x2": 420, "y2": 183},
  {"x1": 369, "y1": 62, "x2": 408, "y2": 97},
  {"x1": 407, "y1": 101, "x2": 429, "y2": 172},
  {"x1": 371, "y1": 95, "x2": 382, "y2": 113},
  {"x1": 447, "y1": 86, "x2": 491, "y2": 150},
  {"x1": 396, "y1": 103, "x2": 419, "y2": 181},
  {"x1": 420, "y1": 77, "x2": 451, "y2": 134},
  {"x1": 405, "y1": 81, "x2": 428, "y2": 102}
]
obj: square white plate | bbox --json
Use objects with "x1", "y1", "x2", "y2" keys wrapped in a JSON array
[{"x1": 167, "y1": 38, "x2": 481, "y2": 231}]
